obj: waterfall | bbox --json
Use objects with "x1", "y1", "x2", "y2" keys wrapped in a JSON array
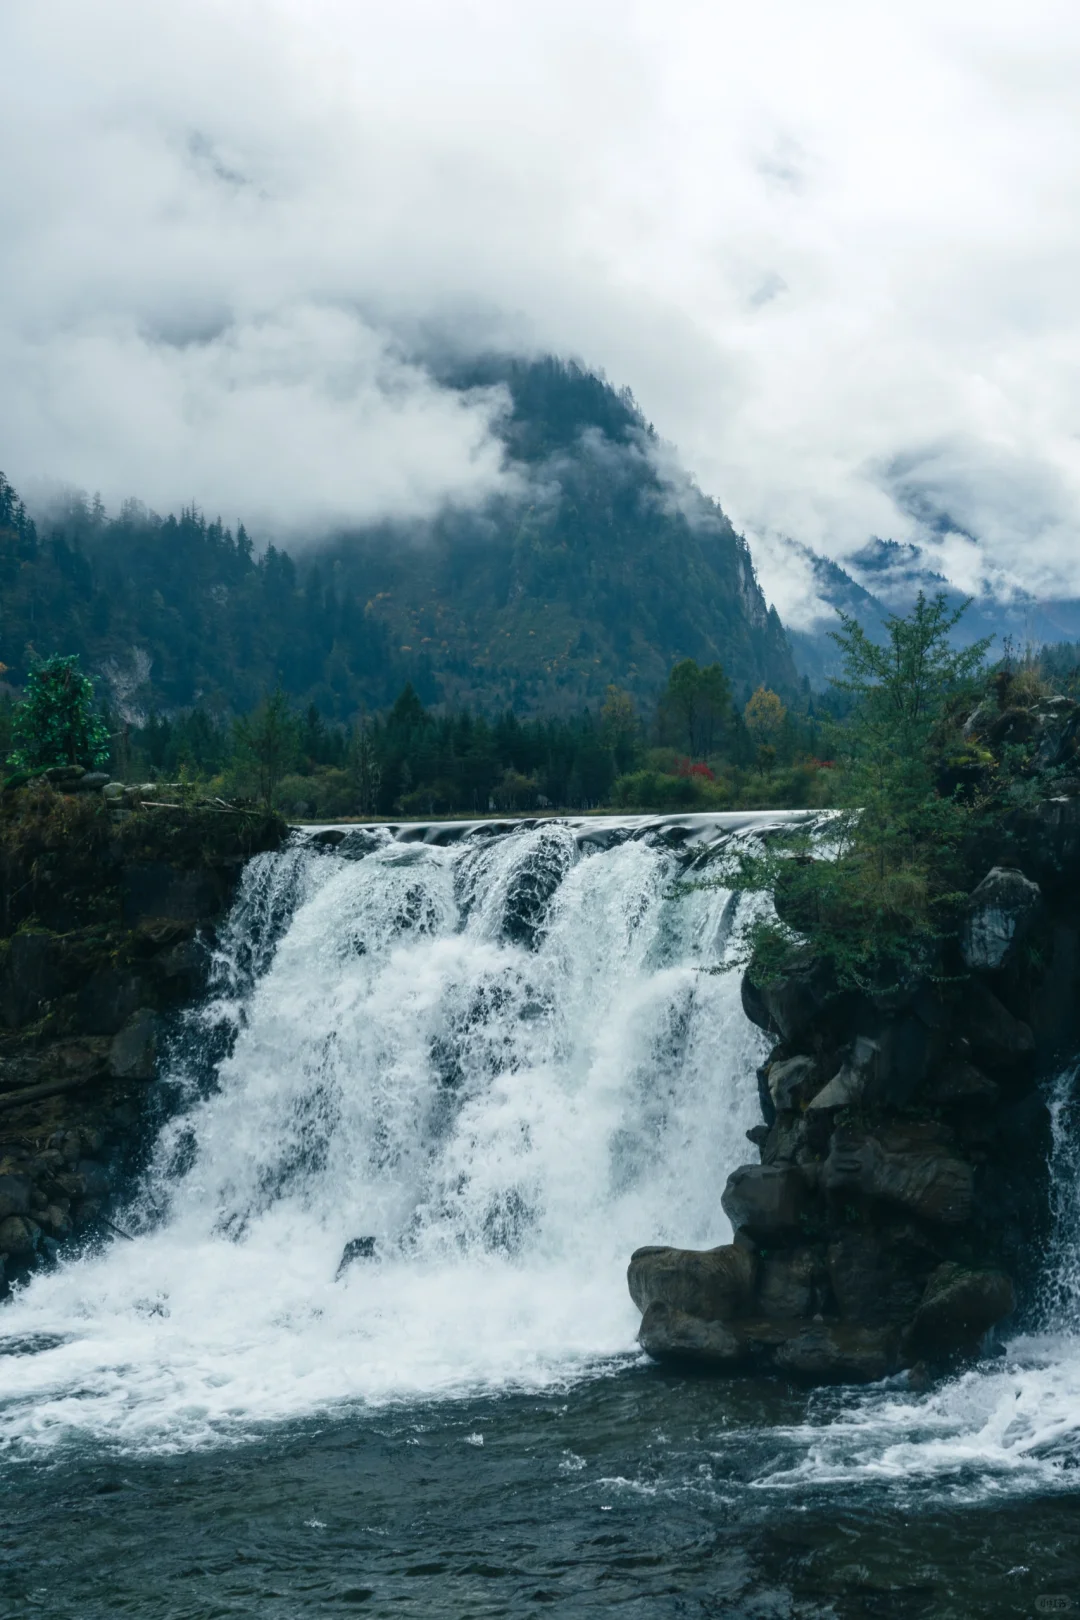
[
  {"x1": 0, "y1": 816, "x2": 773, "y2": 1452},
  {"x1": 1042, "y1": 1064, "x2": 1080, "y2": 1333},
  {"x1": 5, "y1": 810, "x2": 1079, "y2": 1495}
]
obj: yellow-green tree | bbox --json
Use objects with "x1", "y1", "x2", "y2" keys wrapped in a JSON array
[
  {"x1": 743, "y1": 686, "x2": 786, "y2": 775},
  {"x1": 600, "y1": 685, "x2": 640, "y2": 773}
]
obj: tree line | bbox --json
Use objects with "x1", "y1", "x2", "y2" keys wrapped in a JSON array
[{"x1": 1, "y1": 651, "x2": 833, "y2": 817}]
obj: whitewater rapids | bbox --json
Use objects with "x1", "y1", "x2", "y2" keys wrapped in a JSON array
[{"x1": 0, "y1": 819, "x2": 767, "y2": 1450}]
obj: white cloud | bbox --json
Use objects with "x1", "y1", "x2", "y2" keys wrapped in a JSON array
[
  {"x1": 3, "y1": 0, "x2": 1080, "y2": 593},
  {"x1": 4, "y1": 305, "x2": 516, "y2": 534}
]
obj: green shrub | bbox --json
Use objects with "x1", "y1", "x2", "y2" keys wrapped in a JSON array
[
  {"x1": 612, "y1": 770, "x2": 730, "y2": 810},
  {"x1": 275, "y1": 768, "x2": 356, "y2": 820}
]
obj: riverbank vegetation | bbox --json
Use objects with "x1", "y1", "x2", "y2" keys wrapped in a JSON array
[
  {"x1": 1, "y1": 653, "x2": 838, "y2": 817},
  {"x1": 5, "y1": 595, "x2": 1078, "y2": 830},
  {"x1": 699, "y1": 594, "x2": 1080, "y2": 997}
]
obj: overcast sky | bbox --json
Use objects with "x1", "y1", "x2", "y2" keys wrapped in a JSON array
[{"x1": 4, "y1": 0, "x2": 1080, "y2": 625}]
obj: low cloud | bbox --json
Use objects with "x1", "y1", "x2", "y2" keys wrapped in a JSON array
[
  {"x1": 5, "y1": 305, "x2": 516, "y2": 534},
  {"x1": 4, "y1": 0, "x2": 1080, "y2": 594}
]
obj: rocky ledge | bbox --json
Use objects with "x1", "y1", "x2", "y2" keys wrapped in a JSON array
[
  {"x1": 629, "y1": 802, "x2": 1080, "y2": 1382},
  {"x1": 0, "y1": 779, "x2": 283, "y2": 1296}
]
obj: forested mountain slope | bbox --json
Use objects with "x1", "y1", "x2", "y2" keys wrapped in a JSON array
[{"x1": 0, "y1": 358, "x2": 795, "y2": 718}]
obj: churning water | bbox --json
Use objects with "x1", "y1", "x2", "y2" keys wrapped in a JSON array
[{"x1": 1, "y1": 815, "x2": 1079, "y2": 1619}]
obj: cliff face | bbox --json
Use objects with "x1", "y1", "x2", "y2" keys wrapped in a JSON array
[
  {"x1": 0, "y1": 779, "x2": 283, "y2": 1297},
  {"x1": 629, "y1": 795, "x2": 1080, "y2": 1383}
]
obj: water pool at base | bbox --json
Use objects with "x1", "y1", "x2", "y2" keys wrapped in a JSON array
[{"x1": 3, "y1": 1369, "x2": 1080, "y2": 1619}]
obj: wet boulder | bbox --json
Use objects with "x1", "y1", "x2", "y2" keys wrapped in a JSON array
[
  {"x1": 910, "y1": 1262, "x2": 1015, "y2": 1359},
  {"x1": 822, "y1": 1126, "x2": 974, "y2": 1226},
  {"x1": 807, "y1": 1034, "x2": 883, "y2": 1113},
  {"x1": 637, "y1": 1302, "x2": 744, "y2": 1366},
  {"x1": 740, "y1": 972, "x2": 772, "y2": 1034},
  {"x1": 961, "y1": 867, "x2": 1042, "y2": 973},
  {"x1": 0, "y1": 1215, "x2": 41, "y2": 1259},
  {"x1": 108, "y1": 1008, "x2": 160, "y2": 1081},
  {"x1": 809, "y1": 1020, "x2": 939, "y2": 1113},
  {"x1": 0, "y1": 1175, "x2": 31, "y2": 1221},
  {"x1": 758, "y1": 955, "x2": 835, "y2": 1045},
  {"x1": 627, "y1": 1242, "x2": 757, "y2": 1321},
  {"x1": 958, "y1": 982, "x2": 1035, "y2": 1071},
  {"x1": 756, "y1": 1247, "x2": 822, "y2": 1319},
  {"x1": 825, "y1": 1229, "x2": 930, "y2": 1327},
  {"x1": 772, "y1": 1322, "x2": 901, "y2": 1384},
  {"x1": 336, "y1": 1236, "x2": 378, "y2": 1278},
  {"x1": 766, "y1": 1055, "x2": 820, "y2": 1112},
  {"x1": 721, "y1": 1164, "x2": 807, "y2": 1243},
  {"x1": 739, "y1": 951, "x2": 836, "y2": 1045}
]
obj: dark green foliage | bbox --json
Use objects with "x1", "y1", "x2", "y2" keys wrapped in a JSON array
[
  {"x1": 8, "y1": 655, "x2": 111, "y2": 772},
  {"x1": 657, "y1": 659, "x2": 732, "y2": 755},
  {"x1": 0, "y1": 490, "x2": 400, "y2": 719},
  {"x1": 233, "y1": 688, "x2": 299, "y2": 809},
  {"x1": 701, "y1": 593, "x2": 993, "y2": 994}
]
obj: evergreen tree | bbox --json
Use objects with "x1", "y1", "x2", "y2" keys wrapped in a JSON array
[
  {"x1": 7, "y1": 654, "x2": 111, "y2": 773},
  {"x1": 234, "y1": 688, "x2": 298, "y2": 808}
]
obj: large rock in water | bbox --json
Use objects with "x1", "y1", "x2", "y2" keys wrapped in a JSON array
[
  {"x1": 108, "y1": 1008, "x2": 160, "y2": 1081},
  {"x1": 910, "y1": 1263, "x2": 1015, "y2": 1358},
  {"x1": 739, "y1": 953, "x2": 834, "y2": 1044},
  {"x1": 721, "y1": 1164, "x2": 807, "y2": 1243},
  {"x1": 766, "y1": 1055, "x2": 820, "y2": 1112},
  {"x1": 627, "y1": 1243, "x2": 756, "y2": 1320},
  {"x1": 772, "y1": 1323, "x2": 901, "y2": 1383},
  {"x1": 961, "y1": 867, "x2": 1042, "y2": 972},
  {"x1": 807, "y1": 1020, "x2": 939, "y2": 1113},
  {"x1": 637, "y1": 1303, "x2": 745, "y2": 1366}
]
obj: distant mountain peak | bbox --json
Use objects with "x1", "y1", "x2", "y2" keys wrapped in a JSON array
[{"x1": 848, "y1": 536, "x2": 949, "y2": 589}]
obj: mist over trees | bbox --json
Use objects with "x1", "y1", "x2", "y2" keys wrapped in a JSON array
[{"x1": 0, "y1": 359, "x2": 795, "y2": 725}]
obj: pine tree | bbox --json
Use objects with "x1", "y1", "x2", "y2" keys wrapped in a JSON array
[{"x1": 8, "y1": 655, "x2": 111, "y2": 773}]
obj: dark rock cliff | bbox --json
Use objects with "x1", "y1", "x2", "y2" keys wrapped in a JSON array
[
  {"x1": 629, "y1": 793, "x2": 1080, "y2": 1383},
  {"x1": 0, "y1": 777, "x2": 283, "y2": 1297}
]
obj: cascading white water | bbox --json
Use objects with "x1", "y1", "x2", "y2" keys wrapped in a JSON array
[{"x1": 0, "y1": 820, "x2": 766, "y2": 1452}]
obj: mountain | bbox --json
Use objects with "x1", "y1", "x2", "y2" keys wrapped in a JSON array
[
  {"x1": 784, "y1": 533, "x2": 1080, "y2": 688},
  {"x1": 780, "y1": 545, "x2": 888, "y2": 689},
  {"x1": 0, "y1": 358, "x2": 796, "y2": 721}
]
